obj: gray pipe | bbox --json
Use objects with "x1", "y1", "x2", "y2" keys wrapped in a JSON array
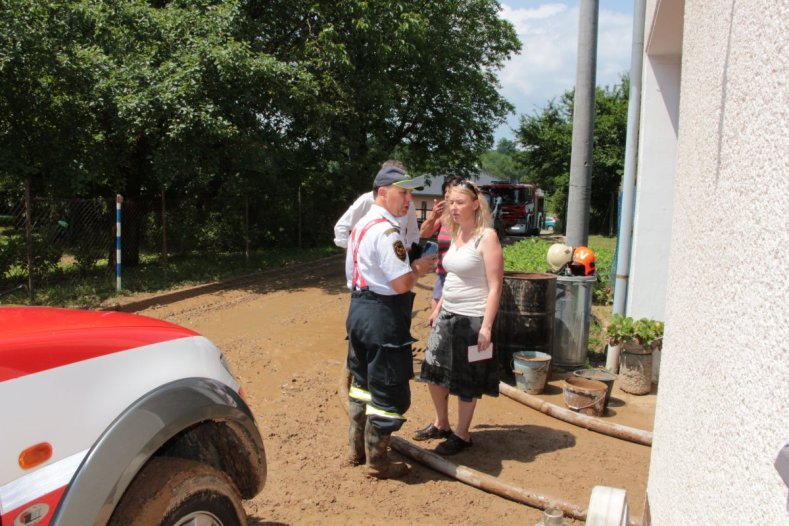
[
  {"x1": 608, "y1": 0, "x2": 647, "y2": 371},
  {"x1": 565, "y1": 0, "x2": 599, "y2": 248}
]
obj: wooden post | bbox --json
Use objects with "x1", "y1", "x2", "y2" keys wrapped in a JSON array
[
  {"x1": 161, "y1": 188, "x2": 168, "y2": 267},
  {"x1": 244, "y1": 194, "x2": 250, "y2": 263},
  {"x1": 24, "y1": 177, "x2": 33, "y2": 303},
  {"x1": 298, "y1": 183, "x2": 302, "y2": 248}
]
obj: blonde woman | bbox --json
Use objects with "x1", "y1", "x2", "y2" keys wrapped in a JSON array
[{"x1": 413, "y1": 180, "x2": 504, "y2": 455}]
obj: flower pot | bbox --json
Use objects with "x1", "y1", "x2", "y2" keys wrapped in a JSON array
[
  {"x1": 652, "y1": 346, "x2": 661, "y2": 384},
  {"x1": 618, "y1": 342, "x2": 652, "y2": 395}
]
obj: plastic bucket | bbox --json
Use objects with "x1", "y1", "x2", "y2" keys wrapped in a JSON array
[
  {"x1": 562, "y1": 376, "x2": 607, "y2": 416},
  {"x1": 586, "y1": 486, "x2": 630, "y2": 526},
  {"x1": 573, "y1": 369, "x2": 616, "y2": 408},
  {"x1": 512, "y1": 351, "x2": 552, "y2": 394}
]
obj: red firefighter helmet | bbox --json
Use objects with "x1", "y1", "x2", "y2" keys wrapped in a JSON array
[{"x1": 570, "y1": 246, "x2": 596, "y2": 276}]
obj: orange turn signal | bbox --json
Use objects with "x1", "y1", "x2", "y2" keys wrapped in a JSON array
[{"x1": 19, "y1": 442, "x2": 53, "y2": 470}]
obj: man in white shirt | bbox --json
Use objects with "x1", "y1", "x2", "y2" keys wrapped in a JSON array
[{"x1": 333, "y1": 160, "x2": 420, "y2": 249}]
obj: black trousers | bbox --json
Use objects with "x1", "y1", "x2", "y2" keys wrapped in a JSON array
[{"x1": 346, "y1": 289, "x2": 415, "y2": 433}]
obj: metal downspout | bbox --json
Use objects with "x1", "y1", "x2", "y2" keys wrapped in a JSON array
[{"x1": 607, "y1": 0, "x2": 647, "y2": 372}]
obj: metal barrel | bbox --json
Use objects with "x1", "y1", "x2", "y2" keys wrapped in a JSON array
[
  {"x1": 494, "y1": 272, "x2": 556, "y2": 384},
  {"x1": 553, "y1": 274, "x2": 597, "y2": 367}
]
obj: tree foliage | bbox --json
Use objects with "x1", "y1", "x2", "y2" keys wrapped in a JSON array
[
  {"x1": 257, "y1": 0, "x2": 520, "y2": 192},
  {"x1": 479, "y1": 139, "x2": 529, "y2": 181},
  {"x1": 0, "y1": 0, "x2": 520, "y2": 250},
  {"x1": 515, "y1": 75, "x2": 629, "y2": 234}
]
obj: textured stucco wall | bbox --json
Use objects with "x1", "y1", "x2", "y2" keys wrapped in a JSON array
[{"x1": 647, "y1": 1, "x2": 789, "y2": 523}]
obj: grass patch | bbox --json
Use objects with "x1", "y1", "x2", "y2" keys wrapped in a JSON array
[{"x1": 2, "y1": 246, "x2": 341, "y2": 309}]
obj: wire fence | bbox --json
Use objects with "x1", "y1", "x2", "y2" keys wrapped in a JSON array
[{"x1": 0, "y1": 184, "x2": 262, "y2": 302}]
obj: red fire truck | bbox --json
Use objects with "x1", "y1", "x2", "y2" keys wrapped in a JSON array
[{"x1": 479, "y1": 181, "x2": 545, "y2": 236}]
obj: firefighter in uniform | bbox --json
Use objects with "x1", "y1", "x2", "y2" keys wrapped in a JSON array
[{"x1": 345, "y1": 165, "x2": 437, "y2": 479}]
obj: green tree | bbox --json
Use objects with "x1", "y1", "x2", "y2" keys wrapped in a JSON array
[
  {"x1": 270, "y1": 0, "x2": 521, "y2": 194},
  {"x1": 0, "y1": 0, "x2": 105, "y2": 194},
  {"x1": 516, "y1": 74, "x2": 629, "y2": 234},
  {"x1": 1, "y1": 0, "x2": 318, "y2": 260},
  {"x1": 479, "y1": 139, "x2": 529, "y2": 181},
  {"x1": 496, "y1": 138, "x2": 518, "y2": 156},
  {"x1": 1, "y1": 0, "x2": 521, "y2": 252}
]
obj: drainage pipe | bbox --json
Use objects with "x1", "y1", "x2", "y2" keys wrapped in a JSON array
[
  {"x1": 336, "y1": 367, "x2": 587, "y2": 520},
  {"x1": 389, "y1": 435, "x2": 588, "y2": 521},
  {"x1": 499, "y1": 382, "x2": 652, "y2": 446},
  {"x1": 609, "y1": 0, "x2": 648, "y2": 373}
]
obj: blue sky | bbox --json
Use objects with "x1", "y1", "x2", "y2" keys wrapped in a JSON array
[{"x1": 494, "y1": 1, "x2": 634, "y2": 142}]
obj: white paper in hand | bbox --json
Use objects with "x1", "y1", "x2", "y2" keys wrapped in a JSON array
[{"x1": 468, "y1": 343, "x2": 493, "y2": 362}]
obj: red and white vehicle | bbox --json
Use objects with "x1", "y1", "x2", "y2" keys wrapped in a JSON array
[
  {"x1": 0, "y1": 307, "x2": 266, "y2": 526},
  {"x1": 479, "y1": 181, "x2": 545, "y2": 236}
]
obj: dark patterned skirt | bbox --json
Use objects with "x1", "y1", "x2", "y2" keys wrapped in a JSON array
[{"x1": 418, "y1": 309, "x2": 499, "y2": 401}]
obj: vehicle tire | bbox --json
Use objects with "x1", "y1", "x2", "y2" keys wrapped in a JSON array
[{"x1": 109, "y1": 457, "x2": 247, "y2": 526}]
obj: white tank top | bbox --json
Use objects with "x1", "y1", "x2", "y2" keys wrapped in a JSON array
[{"x1": 441, "y1": 232, "x2": 488, "y2": 317}]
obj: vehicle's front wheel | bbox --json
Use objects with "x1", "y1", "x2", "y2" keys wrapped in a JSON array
[{"x1": 109, "y1": 457, "x2": 247, "y2": 526}]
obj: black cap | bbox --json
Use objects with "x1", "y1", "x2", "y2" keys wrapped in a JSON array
[{"x1": 373, "y1": 166, "x2": 424, "y2": 190}]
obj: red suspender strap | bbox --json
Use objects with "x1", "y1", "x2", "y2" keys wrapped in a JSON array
[{"x1": 350, "y1": 217, "x2": 389, "y2": 290}]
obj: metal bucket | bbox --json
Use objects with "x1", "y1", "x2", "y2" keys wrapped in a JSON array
[
  {"x1": 552, "y1": 274, "x2": 596, "y2": 367},
  {"x1": 562, "y1": 376, "x2": 607, "y2": 416},
  {"x1": 494, "y1": 272, "x2": 556, "y2": 382},
  {"x1": 573, "y1": 369, "x2": 616, "y2": 408},
  {"x1": 512, "y1": 351, "x2": 552, "y2": 394}
]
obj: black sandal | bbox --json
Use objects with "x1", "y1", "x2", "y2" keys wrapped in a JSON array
[
  {"x1": 412, "y1": 423, "x2": 452, "y2": 441},
  {"x1": 435, "y1": 433, "x2": 473, "y2": 455}
]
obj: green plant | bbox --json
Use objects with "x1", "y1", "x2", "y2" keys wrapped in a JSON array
[
  {"x1": 502, "y1": 235, "x2": 616, "y2": 306},
  {"x1": 606, "y1": 314, "x2": 664, "y2": 349},
  {"x1": 502, "y1": 238, "x2": 552, "y2": 272},
  {"x1": 634, "y1": 318, "x2": 664, "y2": 348}
]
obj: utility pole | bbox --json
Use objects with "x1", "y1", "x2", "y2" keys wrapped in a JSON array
[{"x1": 565, "y1": 0, "x2": 599, "y2": 248}]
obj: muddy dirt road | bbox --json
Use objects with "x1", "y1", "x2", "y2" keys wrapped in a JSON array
[{"x1": 119, "y1": 256, "x2": 654, "y2": 525}]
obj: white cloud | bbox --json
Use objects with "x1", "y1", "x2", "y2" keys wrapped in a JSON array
[{"x1": 495, "y1": 2, "x2": 633, "y2": 141}]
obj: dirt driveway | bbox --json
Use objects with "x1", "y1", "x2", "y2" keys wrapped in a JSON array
[{"x1": 118, "y1": 256, "x2": 655, "y2": 525}]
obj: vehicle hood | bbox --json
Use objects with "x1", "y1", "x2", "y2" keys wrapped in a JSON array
[{"x1": 0, "y1": 307, "x2": 199, "y2": 382}]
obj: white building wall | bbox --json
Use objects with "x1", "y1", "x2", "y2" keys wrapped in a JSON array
[
  {"x1": 646, "y1": 1, "x2": 789, "y2": 523},
  {"x1": 627, "y1": 53, "x2": 680, "y2": 320}
]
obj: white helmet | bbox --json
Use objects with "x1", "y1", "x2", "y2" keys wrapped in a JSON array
[{"x1": 547, "y1": 243, "x2": 573, "y2": 271}]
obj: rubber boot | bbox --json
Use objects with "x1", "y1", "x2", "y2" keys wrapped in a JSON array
[
  {"x1": 364, "y1": 422, "x2": 409, "y2": 479},
  {"x1": 345, "y1": 399, "x2": 366, "y2": 466}
]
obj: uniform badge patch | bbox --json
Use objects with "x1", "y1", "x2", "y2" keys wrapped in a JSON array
[{"x1": 393, "y1": 240, "x2": 407, "y2": 261}]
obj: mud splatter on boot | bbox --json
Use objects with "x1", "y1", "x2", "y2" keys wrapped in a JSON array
[
  {"x1": 364, "y1": 422, "x2": 409, "y2": 479},
  {"x1": 344, "y1": 399, "x2": 366, "y2": 466}
]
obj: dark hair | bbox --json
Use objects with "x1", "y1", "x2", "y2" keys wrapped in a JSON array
[{"x1": 441, "y1": 175, "x2": 464, "y2": 194}]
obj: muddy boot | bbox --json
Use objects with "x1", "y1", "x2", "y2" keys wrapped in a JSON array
[
  {"x1": 345, "y1": 399, "x2": 366, "y2": 466},
  {"x1": 363, "y1": 422, "x2": 409, "y2": 479}
]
